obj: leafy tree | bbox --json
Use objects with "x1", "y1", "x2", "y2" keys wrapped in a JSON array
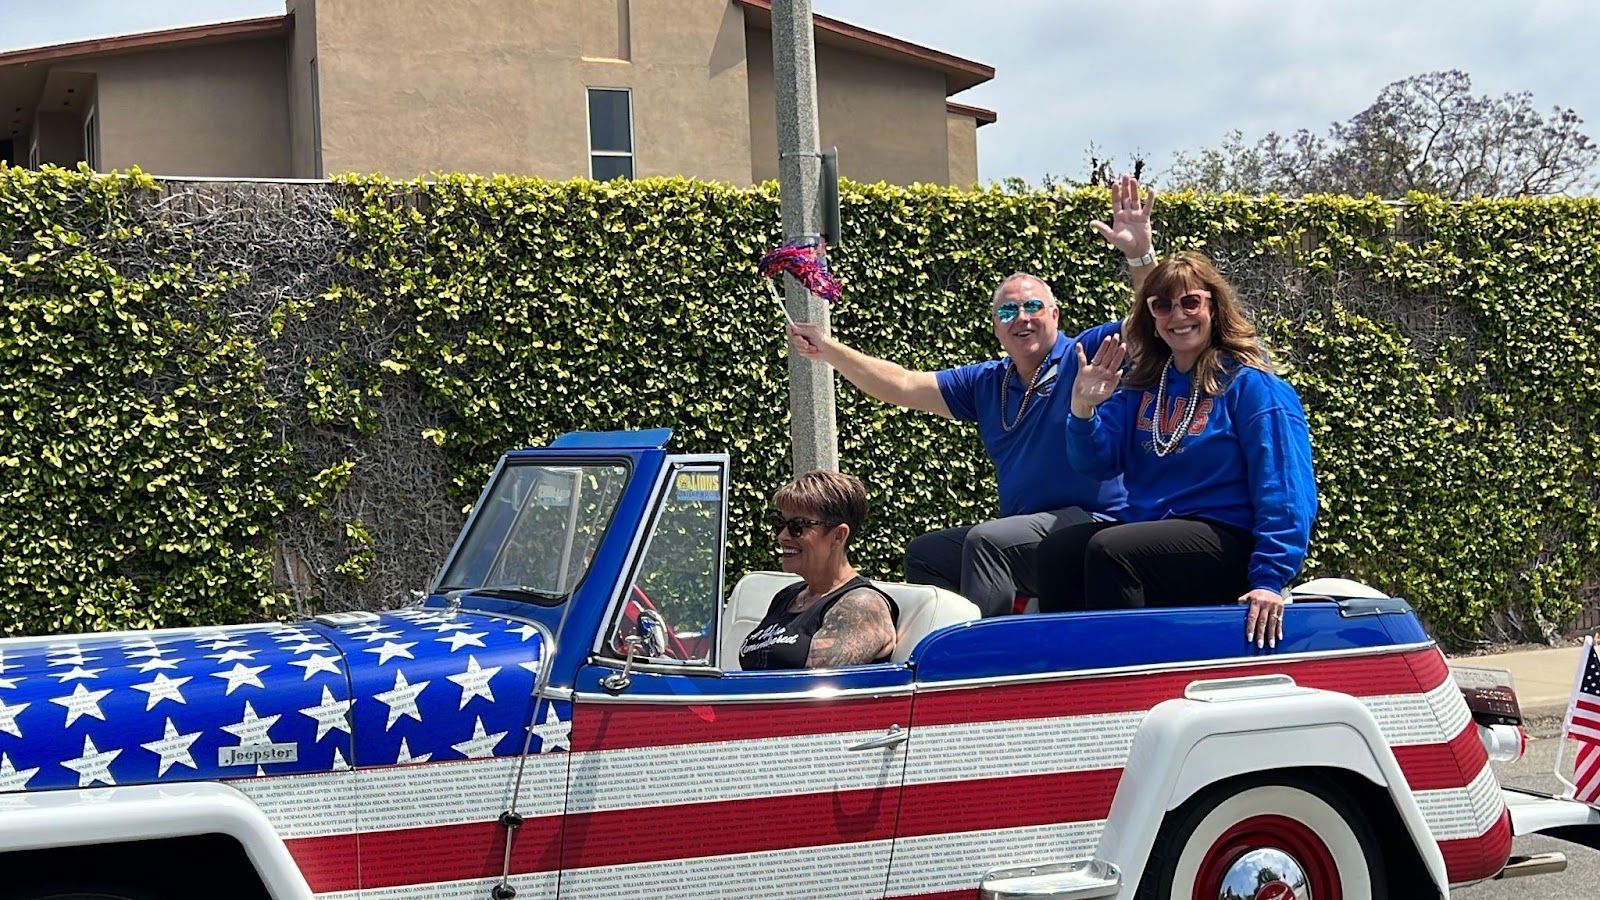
[
  {"x1": 998, "y1": 144, "x2": 1145, "y2": 193},
  {"x1": 1169, "y1": 70, "x2": 1599, "y2": 198}
]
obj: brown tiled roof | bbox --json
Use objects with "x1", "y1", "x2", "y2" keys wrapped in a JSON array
[
  {"x1": 735, "y1": 0, "x2": 993, "y2": 95},
  {"x1": 0, "y1": 15, "x2": 291, "y2": 67}
]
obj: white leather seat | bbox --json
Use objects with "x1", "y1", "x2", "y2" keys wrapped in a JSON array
[
  {"x1": 1289, "y1": 577, "x2": 1389, "y2": 600},
  {"x1": 719, "y1": 571, "x2": 981, "y2": 670}
]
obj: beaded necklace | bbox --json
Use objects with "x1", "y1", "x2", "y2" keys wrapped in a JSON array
[
  {"x1": 999, "y1": 357, "x2": 1049, "y2": 432},
  {"x1": 1150, "y1": 358, "x2": 1202, "y2": 457}
]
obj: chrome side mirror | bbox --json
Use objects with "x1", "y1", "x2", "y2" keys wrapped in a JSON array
[
  {"x1": 601, "y1": 608, "x2": 670, "y2": 692},
  {"x1": 601, "y1": 635, "x2": 644, "y2": 692}
]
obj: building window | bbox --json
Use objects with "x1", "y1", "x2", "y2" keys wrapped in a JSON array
[
  {"x1": 83, "y1": 108, "x2": 98, "y2": 170},
  {"x1": 587, "y1": 88, "x2": 633, "y2": 180}
]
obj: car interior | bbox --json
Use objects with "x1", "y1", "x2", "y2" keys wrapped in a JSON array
[{"x1": 718, "y1": 571, "x2": 982, "y2": 670}]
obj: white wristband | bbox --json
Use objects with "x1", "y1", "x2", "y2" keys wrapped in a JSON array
[{"x1": 1125, "y1": 250, "x2": 1157, "y2": 268}]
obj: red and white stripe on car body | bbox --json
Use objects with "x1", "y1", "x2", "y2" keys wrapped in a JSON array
[
  {"x1": 206, "y1": 641, "x2": 1504, "y2": 898},
  {"x1": 7, "y1": 439, "x2": 1598, "y2": 899}
]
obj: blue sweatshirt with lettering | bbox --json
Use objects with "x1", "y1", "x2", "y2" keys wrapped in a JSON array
[{"x1": 1065, "y1": 361, "x2": 1317, "y2": 594}]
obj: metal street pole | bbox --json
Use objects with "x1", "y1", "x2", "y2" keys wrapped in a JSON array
[{"x1": 771, "y1": 0, "x2": 839, "y2": 475}]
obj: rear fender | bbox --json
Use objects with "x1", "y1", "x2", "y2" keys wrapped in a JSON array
[
  {"x1": 1096, "y1": 677, "x2": 1449, "y2": 900},
  {"x1": 0, "y1": 782, "x2": 311, "y2": 899}
]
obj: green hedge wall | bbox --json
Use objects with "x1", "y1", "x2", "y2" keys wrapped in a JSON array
[{"x1": 2, "y1": 166, "x2": 1597, "y2": 645}]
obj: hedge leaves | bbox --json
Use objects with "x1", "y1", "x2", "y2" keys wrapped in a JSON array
[{"x1": 1, "y1": 166, "x2": 1595, "y2": 645}]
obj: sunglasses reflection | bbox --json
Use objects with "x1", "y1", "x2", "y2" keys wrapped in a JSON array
[
  {"x1": 1147, "y1": 290, "x2": 1210, "y2": 316},
  {"x1": 995, "y1": 297, "x2": 1049, "y2": 324}
]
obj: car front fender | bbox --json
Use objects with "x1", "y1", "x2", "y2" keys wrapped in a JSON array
[{"x1": 0, "y1": 781, "x2": 312, "y2": 900}]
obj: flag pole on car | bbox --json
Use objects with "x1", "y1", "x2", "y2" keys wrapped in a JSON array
[{"x1": 1556, "y1": 635, "x2": 1600, "y2": 804}]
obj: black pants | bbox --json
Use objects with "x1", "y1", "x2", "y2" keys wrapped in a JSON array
[
  {"x1": 903, "y1": 506, "x2": 1099, "y2": 617},
  {"x1": 1035, "y1": 518, "x2": 1253, "y2": 613}
]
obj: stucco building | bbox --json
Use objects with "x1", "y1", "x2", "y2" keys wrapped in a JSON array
[{"x1": 0, "y1": 1, "x2": 995, "y2": 186}]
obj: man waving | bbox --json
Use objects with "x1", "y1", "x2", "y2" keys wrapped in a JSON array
[{"x1": 787, "y1": 176, "x2": 1158, "y2": 616}]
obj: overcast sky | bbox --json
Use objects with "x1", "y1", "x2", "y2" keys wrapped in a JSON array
[{"x1": 4, "y1": 0, "x2": 1596, "y2": 186}]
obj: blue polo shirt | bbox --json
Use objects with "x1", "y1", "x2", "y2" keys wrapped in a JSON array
[{"x1": 936, "y1": 322, "x2": 1127, "y2": 518}]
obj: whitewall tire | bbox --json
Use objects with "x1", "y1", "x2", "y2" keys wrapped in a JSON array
[{"x1": 1139, "y1": 773, "x2": 1386, "y2": 900}]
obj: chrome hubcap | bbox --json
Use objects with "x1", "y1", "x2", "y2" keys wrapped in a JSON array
[{"x1": 1219, "y1": 847, "x2": 1311, "y2": 900}]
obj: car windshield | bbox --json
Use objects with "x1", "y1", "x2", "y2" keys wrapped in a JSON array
[{"x1": 436, "y1": 461, "x2": 631, "y2": 602}]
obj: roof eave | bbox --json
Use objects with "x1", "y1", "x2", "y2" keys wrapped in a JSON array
[
  {"x1": 735, "y1": 0, "x2": 993, "y2": 96},
  {"x1": 0, "y1": 14, "x2": 292, "y2": 69},
  {"x1": 946, "y1": 101, "x2": 997, "y2": 127}
]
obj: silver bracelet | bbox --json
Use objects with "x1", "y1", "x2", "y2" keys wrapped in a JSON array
[{"x1": 1125, "y1": 250, "x2": 1157, "y2": 268}]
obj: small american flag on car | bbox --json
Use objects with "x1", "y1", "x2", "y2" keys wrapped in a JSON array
[{"x1": 1562, "y1": 636, "x2": 1600, "y2": 804}]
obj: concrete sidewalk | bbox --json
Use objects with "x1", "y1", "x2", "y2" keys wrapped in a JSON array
[{"x1": 1446, "y1": 644, "x2": 1588, "y2": 721}]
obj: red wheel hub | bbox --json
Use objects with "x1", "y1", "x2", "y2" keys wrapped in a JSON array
[
  {"x1": 1255, "y1": 881, "x2": 1296, "y2": 900},
  {"x1": 1192, "y1": 814, "x2": 1340, "y2": 900}
]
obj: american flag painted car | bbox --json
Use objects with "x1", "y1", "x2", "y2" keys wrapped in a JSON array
[{"x1": 1, "y1": 428, "x2": 1597, "y2": 900}]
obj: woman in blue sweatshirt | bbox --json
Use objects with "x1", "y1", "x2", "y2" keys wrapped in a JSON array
[{"x1": 1034, "y1": 251, "x2": 1316, "y2": 648}]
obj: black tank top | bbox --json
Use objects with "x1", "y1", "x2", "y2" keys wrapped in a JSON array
[{"x1": 738, "y1": 575, "x2": 900, "y2": 671}]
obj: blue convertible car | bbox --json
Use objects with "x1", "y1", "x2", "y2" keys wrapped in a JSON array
[{"x1": 0, "y1": 429, "x2": 1595, "y2": 900}]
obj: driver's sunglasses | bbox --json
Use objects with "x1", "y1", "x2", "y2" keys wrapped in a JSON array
[
  {"x1": 769, "y1": 514, "x2": 840, "y2": 537},
  {"x1": 1147, "y1": 289, "x2": 1211, "y2": 317},
  {"x1": 994, "y1": 297, "x2": 1049, "y2": 324}
]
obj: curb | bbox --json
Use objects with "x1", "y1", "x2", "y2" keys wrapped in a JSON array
[
  {"x1": 1522, "y1": 711, "x2": 1570, "y2": 740},
  {"x1": 1520, "y1": 700, "x2": 1572, "y2": 722}
]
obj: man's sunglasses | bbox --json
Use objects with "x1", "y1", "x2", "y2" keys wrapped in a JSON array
[
  {"x1": 769, "y1": 514, "x2": 840, "y2": 537},
  {"x1": 994, "y1": 297, "x2": 1050, "y2": 324},
  {"x1": 1147, "y1": 289, "x2": 1211, "y2": 317}
]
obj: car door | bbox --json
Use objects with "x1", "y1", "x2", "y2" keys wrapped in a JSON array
[{"x1": 560, "y1": 458, "x2": 914, "y2": 898}]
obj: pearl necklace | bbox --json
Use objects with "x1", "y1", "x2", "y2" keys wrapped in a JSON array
[
  {"x1": 1000, "y1": 357, "x2": 1049, "y2": 432},
  {"x1": 1151, "y1": 359, "x2": 1201, "y2": 457}
]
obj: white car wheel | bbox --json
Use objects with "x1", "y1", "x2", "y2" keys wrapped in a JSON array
[{"x1": 1142, "y1": 775, "x2": 1385, "y2": 900}]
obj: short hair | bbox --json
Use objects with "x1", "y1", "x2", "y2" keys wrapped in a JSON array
[
  {"x1": 991, "y1": 272, "x2": 1056, "y2": 307},
  {"x1": 773, "y1": 470, "x2": 869, "y2": 544}
]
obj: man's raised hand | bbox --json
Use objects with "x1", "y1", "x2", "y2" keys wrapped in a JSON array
[
  {"x1": 787, "y1": 323, "x2": 827, "y2": 359},
  {"x1": 1070, "y1": 335, "x2": 1125, "y2": 419},
  {"x1": 1090, "y1": 174, "x2": 1155, "y2": 259}
]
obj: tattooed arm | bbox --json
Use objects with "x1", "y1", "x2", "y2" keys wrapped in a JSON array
[{"x1": 807, "y1": 589, "x2": 897, "y2": 667}]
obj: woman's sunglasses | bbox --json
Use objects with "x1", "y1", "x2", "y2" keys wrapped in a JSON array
[
  {"x1": 1146, "y1": 289, "x2": 1211, "y2": 317},
  {"x1": 769, "y1": 514, "x2": 840, "y2": 537},
  {"x1": 994, "y1": 297, "x2": 1049, "y2": 324}
]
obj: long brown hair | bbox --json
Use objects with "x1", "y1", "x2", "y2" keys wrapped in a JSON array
[{"x1": 1123, "y1": 251, "x2": 1273, "y2": 395}]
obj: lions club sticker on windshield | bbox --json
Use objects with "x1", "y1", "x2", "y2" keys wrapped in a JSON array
[{"x1": 674, "y1": 471, "x2": 722, "y2": 503}]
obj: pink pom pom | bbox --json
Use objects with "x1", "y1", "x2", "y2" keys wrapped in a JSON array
[{"x1": 759, "y1": 240, "x2": 842, "y2": 302}]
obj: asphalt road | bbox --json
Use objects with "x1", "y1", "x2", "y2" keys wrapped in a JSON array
[{"x1": 1456, "y1": 716, "x2": 1599, "y2": 900}]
